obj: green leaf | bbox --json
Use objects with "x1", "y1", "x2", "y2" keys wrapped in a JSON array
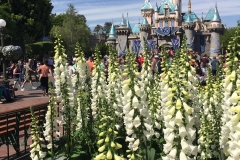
[
  {"x1": 148, "y1": 148, "x2": 156, "y2": 160},
  {"x1": 71, "y1": 154, "x2": 80, "y2": 158}
]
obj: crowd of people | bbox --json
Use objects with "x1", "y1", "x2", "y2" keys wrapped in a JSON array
[
  {"x1": 0, "y1": 48, "x2": 227, "y2": 103},
  {"x1": 65, "y1": 47, "x2": 226, "y2": 86},
  {"x1": 0, "y1": 58, "x2": 54, "y2": 103}
]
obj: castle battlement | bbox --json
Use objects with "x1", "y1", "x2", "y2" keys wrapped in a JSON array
[{"x1": 207, "y1": 23, "x2": 224, "y2": 29}]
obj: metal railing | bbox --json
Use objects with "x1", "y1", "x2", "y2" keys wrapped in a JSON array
[{"x1": 0, "y1": 104, "x2": 49, "y2": 160}]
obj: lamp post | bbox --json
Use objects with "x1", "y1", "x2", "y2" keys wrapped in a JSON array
[{"x1": 0, "y1": 19, "x2": 6, "y2": 81}]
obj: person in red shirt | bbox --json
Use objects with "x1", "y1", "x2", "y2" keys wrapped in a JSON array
[
  {"x1": 87, "y1": 56, "x2": 94, "y2": 74},
  {"x1": 137, "y1": 54, "x2": 144, "y2": 72}
]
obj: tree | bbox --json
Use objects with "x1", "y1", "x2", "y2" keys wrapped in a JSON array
[
  {"x1": 50, "y1": 4, "x2": 91, "y2": 56},
  {"x1": 220, "y1": 27, "x2": 238, "y2": 51},
  {"x1": 93, "y1": 24, "x2": 103, "y2": 32},
  {"x1": 0, "y1": 0, "x2": 53, "y2": 54},
  {"x1": 93, "y1": 22, "x2": 112, "y2": 33},
  {"x1": 103, "y1": 22, "x2": 112, "y2": 33},
  {"x1": 0, "y1": 4, "x2": 17, "y2": 46}
]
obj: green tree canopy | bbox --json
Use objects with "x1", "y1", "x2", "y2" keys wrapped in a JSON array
[
  {"x1": 93, "y1": 24, "x2": 103, "y2": 32},
  {"x1": 93, "y1": 22, "x2": 112, "y2": 33},
  {"x1": 103, "y1": 22, "x2": 112, "y2": 33},
  {"x1": 50, "y1": 4, "x2": 91, "y2": 56},
  {"x1": 220, "y1": 27, "x2": 238, "y2": 51},
  {"x1": 0, "y1": 0, "x2": 53, "y2": 55}
]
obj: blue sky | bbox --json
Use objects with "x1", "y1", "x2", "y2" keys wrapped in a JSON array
[{"x1": 52, "y1": 0, "x2": 240, "y2": 30}]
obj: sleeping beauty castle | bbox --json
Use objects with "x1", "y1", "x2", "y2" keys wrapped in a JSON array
[{"x1": 106, "y1": 0, "x2": 225, "y2": 56}]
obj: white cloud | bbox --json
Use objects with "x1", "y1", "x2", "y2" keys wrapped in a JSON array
[{"x1": 52, "y1": 0, "x2": 240, "y2": 28}]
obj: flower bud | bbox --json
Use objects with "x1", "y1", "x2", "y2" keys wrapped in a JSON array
[
  {"x1": 98, "y1": 145, "x2": 105, "y2": 152},
  {"x1": 94, "y1": 153, "x2": 105, "y2": 160},
  {"x1": 108, "y1": 128, "x2": 112, "y2": 132},
  {"x1": 97, "y1": 139, "x2": 104, "y2": 145},
  {"x1": 99, "y1": 132, "x2": 105, "y2": 137},
  {"x1": 105, "y1": 136, "x2": 109, "y2": 142},
  {"x1": 176, "y1": 98, "x2": 182, "y2": 109},
  {"x1": 106, "y1": 150, "x2": 112, "y2": 159},
  {"x1": 111, "y1": 142, "x2": 116, "y2": 148},
  {"x1": 115, "y1": 143, "x2": 122, "y2": 149},
  {"x1": 130, "y1": 154, "x2": 135, "y2": 159}
]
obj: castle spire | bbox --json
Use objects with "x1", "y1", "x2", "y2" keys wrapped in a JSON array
[
  {"x1": 109, "y1": 23, "x2": 116, "y2": 35},
  {"x1": 212, "y1": 2, "x2": 221, "y2": 22},
  {"x1": 188, "y1": 0, "x2": 191, "y2": 13},
  {"x1": 155, "y1": 2, "x2": 158, "y2": 12}
]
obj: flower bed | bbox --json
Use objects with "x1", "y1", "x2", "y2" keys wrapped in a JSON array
[{"x1": 29, "y1": 26, "x2": 240, "y2": 160}]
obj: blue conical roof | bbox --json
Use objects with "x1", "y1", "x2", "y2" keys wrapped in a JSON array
[
  {"x1": 174, "y1": 4, "x2": 179, "y2": 11},
  {"x1": 142, "y1": 18, "x2": 148, "y2": 25},
  {"x1": 107, "y1": 24, "x2": 116, "y2": 41},
  {"x1": 141, "y1": 0, "x2": 153, "y2": 10},
  {"x1": 132, "y1": 24, "x2": 140, "y2": 33},
  {"x1": 212, "y1": 3, "x2": 221, "y2": 22},
  {"x1": 204, "y1": 8, "x2": 214, "y2": 21},
  {"x1": 185, "y1": 13, "x2": 193, "y2": 23},
  {"x1": 109, "y1": 24, "x2": 116, "y2": 35}
]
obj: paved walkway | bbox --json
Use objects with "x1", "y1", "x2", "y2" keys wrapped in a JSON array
[
  {"x1": 0, "y1": 90, "x2": 49, "y2": 114},
  {"x1": 0, "y1": 76, "x2": 54, "y2": 114},
  {"x1": 0, "y1": 76, "x2": 54, "y2": 159}
]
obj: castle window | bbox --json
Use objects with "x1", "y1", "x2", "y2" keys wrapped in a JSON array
[
  {"x1": 171, "y1": 20, "x2": 174, "y2": 27},
  {"x1": 165, "y1": 9, "x2": 169, "y2": 16},
  {"x1": 165, "y1": 21, "x2": 169, "y2": 27},
  {"x1": 159, "y1": 21, "x2": 163, "y2": 28}
]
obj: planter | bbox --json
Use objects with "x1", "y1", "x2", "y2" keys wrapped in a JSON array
[{"x1": 2, "y1": 45, "x2": 22, "y2": 60}]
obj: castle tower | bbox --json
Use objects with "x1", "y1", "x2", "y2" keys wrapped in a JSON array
[
  {"x1": 141, "y1": 0, "x2": 154, "y2": 25},
  {"x1": 139, "y1": 18, "x2": 151, "y2": 49},
  {"x1": 182, "y1": 0, "x2": 195, "y2": 50},
  {"x1": 106, "y1": 24, "x2": 117, "y2": 47},
  {"x1": 175, "y1": 0, "x2": 182, "y2": 16},
  {"x1": 208, "y1": 3, "x2": 224, "y2": 57},
  {"x1": 115, "y1": 14, "x2": 131, "y2": 55},
  {"x1": 174, "y1": 2, "x2": 179, "y2": 26}
]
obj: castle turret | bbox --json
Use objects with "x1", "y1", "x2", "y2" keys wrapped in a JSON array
[
  {"x1": 139, "y1": 18, "x2": 151, "y2": 48},
  {"x1": 208, "y1": 3, "x2": 224, "y2": 57},
  {"x1": 174, "y1": 3, "x2": 179, "y2": 26},
  {"x1": 176, "y1": 0, "x2": 182, "y2": 16},
  {"x1": 106, "y1": 24, "x2": 117, "y2": 47},
  {"x1": 183, "y1": 0, "x2": 195, "y2": 50},
  {"x1": 141, "y1": 0, "x2": 154, "y2": 25},
  {"x1": 115, "y1": 14, "x2": 131, "y2": 55}
]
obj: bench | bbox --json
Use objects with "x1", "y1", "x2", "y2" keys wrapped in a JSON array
[{"x1": 0, "y1": 105, "x2": 47, "y2": 155}]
